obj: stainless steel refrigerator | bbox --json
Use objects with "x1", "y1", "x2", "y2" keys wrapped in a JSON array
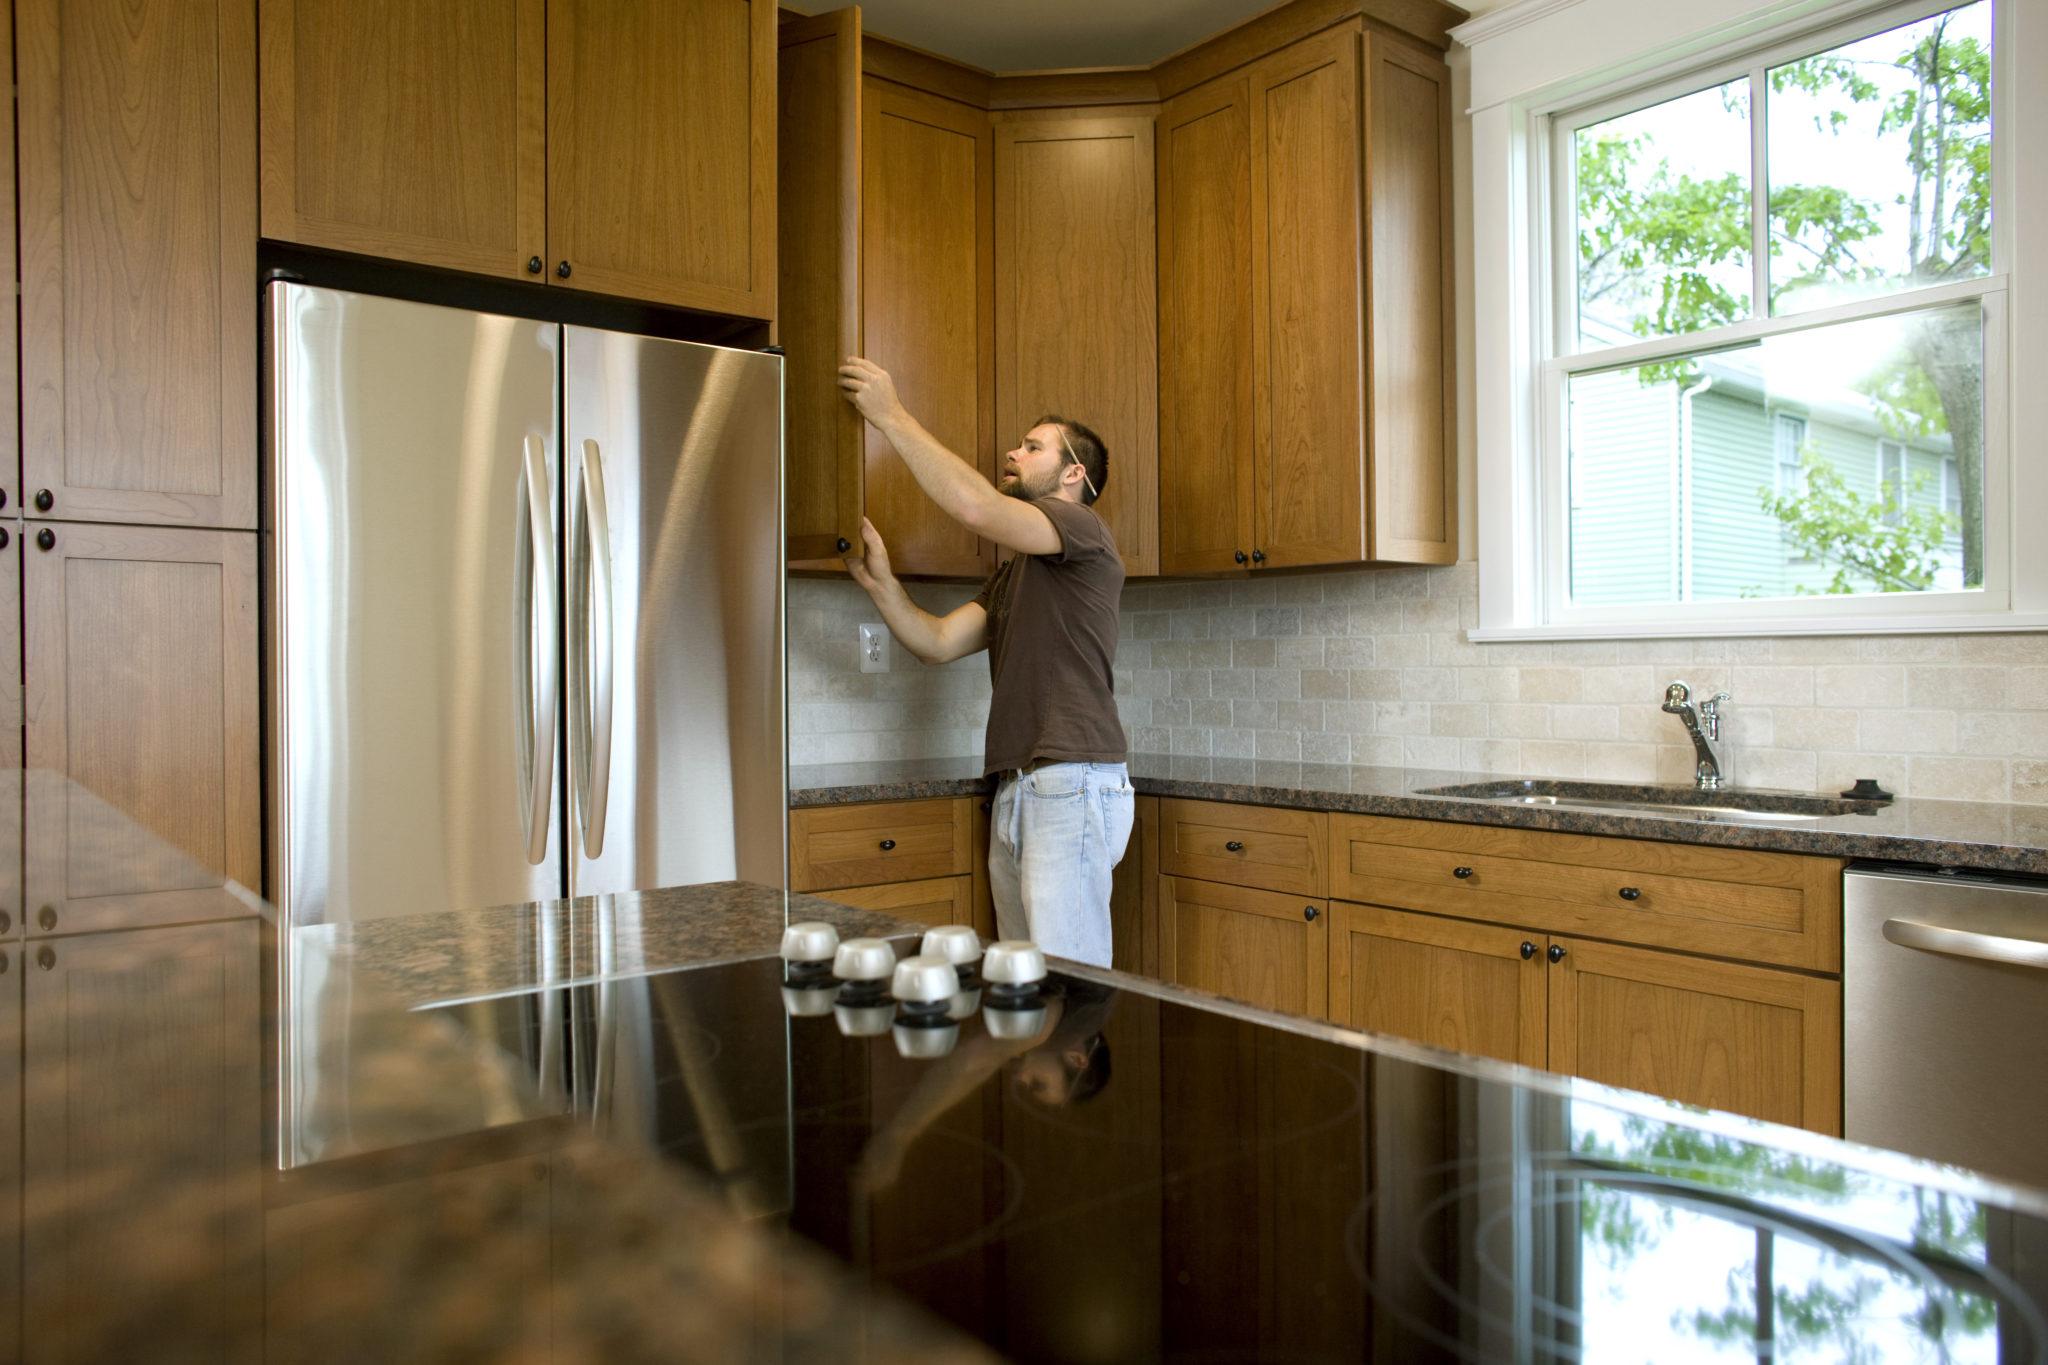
[{"x1": 266, "y1": 282, "x2": 786, "y2": 931}]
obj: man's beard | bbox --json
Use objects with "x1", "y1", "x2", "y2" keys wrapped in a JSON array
[{"x1": 999, "y1": 467, "x2": 1063, "y2": 501}]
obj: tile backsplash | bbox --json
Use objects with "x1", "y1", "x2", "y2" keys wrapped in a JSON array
[{"x1": 789, "y1": 569, "x2": 2048, "y2": 803}]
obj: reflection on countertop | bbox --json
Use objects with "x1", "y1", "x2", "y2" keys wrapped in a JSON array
[{"x1": 790, "y1": 753, "x2": 2048, "y2": 874}]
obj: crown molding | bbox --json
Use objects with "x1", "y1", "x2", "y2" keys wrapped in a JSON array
[{"x1": 1447, "y1": 0, "x2": 1587, "y2": 47}]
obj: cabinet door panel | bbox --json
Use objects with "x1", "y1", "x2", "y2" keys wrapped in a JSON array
[
  {"x1": 1328, "y1": 902, "x2": 1546, "y2": 1067},
  {"x1": 1250, "y1": 27, "x2": 1364, "y2": 569},
  {"x1": 1156, "y1": 77, "x2": 1255, "y2": 575},
  {"x1": 259, "y1": 0, "x2": 546, "y2": 280},
  {"x1": 780, "y1": 11, "x2": 866, "y2": 566},
  {"x1": 1160, "y1": 876, "x2": 1325, "y2": 1018},
  {"x1": 0, "y1": 533, "x2": 19, "y2": 941},
  {"x1": 25, "y1": 525, "x2": 260, "y2": 935},
  {"x1": 1550, "y1": 938, "x2": 1842, "y2": 1135},
  {"x1": 23, "y1": 919, "x2": 262, "y2": 1363},
  {"x1": 861, "y1": 78, "x2": 993, "y2": 578},
  {"x1": 820, "y1": 874, "x2": 973, "y2": 929},
  {"x1": 995, "y1": 113, "x2": 1159, "y2": 577},
  {"x1": 1365, "y1": 36, "x2": 1456, "y2": 564},
  {"x1": 547, "y1": 0, "x2": 776, "y2": 317},
  {"x1": 18, "y1": 0, "x2": 257, "y2": 528}
]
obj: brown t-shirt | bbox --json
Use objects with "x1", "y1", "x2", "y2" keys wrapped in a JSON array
[{"x1": 972, "y1": 497, "x2": 1127, "y2": 775}]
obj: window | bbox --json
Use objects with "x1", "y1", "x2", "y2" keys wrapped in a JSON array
[{"x1": 1541, "y1": 0, "x2": 2005, "y2": 626}]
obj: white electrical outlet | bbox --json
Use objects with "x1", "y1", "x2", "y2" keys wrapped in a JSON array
[{"x1": 858, "y1": 623, "x2": 889, "y2": 673}]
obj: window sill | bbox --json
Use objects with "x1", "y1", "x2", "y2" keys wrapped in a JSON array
[{"x1": 1469, "y1": 611, "x2": 2048, "y2": 643}]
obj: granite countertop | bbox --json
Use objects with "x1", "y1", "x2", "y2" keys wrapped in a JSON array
[{"x1": 789, "y1": 753, "x2": 2048, "y2": 875}]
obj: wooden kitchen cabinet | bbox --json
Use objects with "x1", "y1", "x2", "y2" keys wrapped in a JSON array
[
  {"x1": 24, "y1": 525, "x2": 260, "y2": 936},
  {"x1": 1160, "y1": 876, "x2": 1326, "y2": 1017},
  {"x1": 1327, "y1": 901, "x2": 1546, "y2": 1068},
  {"x1": 18, "y1": 0, "x2": 258, "y2": 530},
  {"x1": 23, "y1": 919, "x2": 262, "y2": 1362},
  {"x1": 1157, "y1": 25, "x2": 1455, "y2": 572},
  {"x1": 820, "y1": 874, "x2": 975, "y2": 930},
  {"x1": 260, "y1": 0, "x2": 776, "y2": 318},
  {"x1": 1109, "y1": 794, "x2": 1158, "y2": 973},
  {"x1": 994, "y1": 110, "x2": 1160, "y2": 576},
  {"x1": 0, "y1": 532, "x2": 19, "y2": 942},
  {"x1": 259, "y1": 0, "x2": 547, "y2": 282},
  {"x1": 789, "y1": 797, "x2": 975, "y2": 893},
  {"x1": 1550, "y1": 937, "x2": 1841, "y2": 1135}
]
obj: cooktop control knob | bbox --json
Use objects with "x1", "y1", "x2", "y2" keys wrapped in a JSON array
[
  {"x1": 833, "y1": 1001, "x2": 894, "y2": 1038},
  {"x1": 833, "y1": 937, "x2": 896, "y2": 987},
  {"x1": 893, "y1": 1019, "x2": 960, "y2": 1059},
  {"x1": 781, "y1": 921, "x2": 841, "y2": 968},
  {"x1": 919, "y1": 925, "x2": 983, "y2": 977},
  {"x1": 892, "y1": 954, "x2": 961, "y2": 1011},
  {"x1": 982, "y1": 941, "x2": 1047, "y2": 987},
  {"x1": 781, "y1": 985, "x2": 836, "y2": 1018}
]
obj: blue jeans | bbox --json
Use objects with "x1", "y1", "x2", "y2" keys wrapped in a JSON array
[{"x1": 988, "y1": 762, "x2": 1135, "y2": 969}]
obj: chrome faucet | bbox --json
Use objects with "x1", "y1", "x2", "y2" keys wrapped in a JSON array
[{"x1": 1662, "y1": 680, "x2": 1731, "y2": 790}]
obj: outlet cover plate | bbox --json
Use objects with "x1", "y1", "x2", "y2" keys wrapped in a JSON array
[{"x1": 858, "y1": 623, "x2": 889, "y2": 673}]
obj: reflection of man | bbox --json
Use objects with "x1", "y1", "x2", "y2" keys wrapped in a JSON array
[{"x1": 838, "y1": 356, "x2": 1132, "y2": 967}]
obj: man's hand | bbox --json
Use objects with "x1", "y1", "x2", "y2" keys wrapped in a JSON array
[
  {"x1": 838, "y1": 356, "x2": 905, "y2": 428},
  {"x1": 842, "y1": 517, "x2": 894, "y2": 594}
]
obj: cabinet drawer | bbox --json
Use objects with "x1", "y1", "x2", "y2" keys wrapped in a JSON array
[
  {"x1": 1330, "y1": 814, "x2": 1842, "y2": 972},
  {"x1": 1158, "y1": 799, "x2": 1327, "y2": 897},
  {"x1": 790, "y1": 798, "x2": 973, "y2": 892}
]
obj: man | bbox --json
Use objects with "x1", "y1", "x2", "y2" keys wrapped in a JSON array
[{"x1": 837, "y1": 356, "x2": 1131, "y2": 967}]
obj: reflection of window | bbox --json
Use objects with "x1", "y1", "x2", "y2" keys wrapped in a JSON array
[
  {"x1": 1537, "y1": 0, "x2": 2003, "y2": 628},
  {"x1": 1944, "y1": 457, "x2": 1963, "y2": 524}
]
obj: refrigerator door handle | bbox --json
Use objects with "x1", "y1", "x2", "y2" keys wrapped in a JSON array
[
  {"x1": 521, "y1": 432, "x2": 559, "y2": 865},
  {"x1": 579, "y1": 437, "x2": 616, "y2": 858}
]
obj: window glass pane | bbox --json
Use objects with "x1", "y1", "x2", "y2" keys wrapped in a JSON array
[
  {"x1": 1575, "y1": 79, "x2": 1752, "y2": 351},
  {"x1": 1767, "y1": 2, "x2": 1992, "y2": 314},
  {"x1": 1567, "y1": 301, "x2": 1983, "y2": 604}
]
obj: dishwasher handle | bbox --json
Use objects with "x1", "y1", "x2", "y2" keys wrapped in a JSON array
[{"x1": 1881, "y1": 915, "x2": 2048, "y2": 970}]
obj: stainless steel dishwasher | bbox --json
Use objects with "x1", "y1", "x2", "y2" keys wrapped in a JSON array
[{"x1": 1844, "y1": 863, "x2": 2048, "y2": 1189}]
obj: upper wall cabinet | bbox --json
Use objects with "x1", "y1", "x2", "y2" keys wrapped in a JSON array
[
  {"x1": 17, "y1": 0, "x2": 258, "y2": 530},
  {"x1": 1158, "y1": 24, "x2": 1455, "y2": 573},
  {"x1": 994, "y1": 112, "x2": 1160, "y2": 578},
  {"x1": 781, "y1": 13, "x2": 995, "y2": 579},
  {"x1": 260, "y1": 0, "x2": 777, "y2": 319}
]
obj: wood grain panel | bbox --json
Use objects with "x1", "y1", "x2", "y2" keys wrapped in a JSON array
[
  {"x1": 861, "y1": 78, "x2": 994, "y2": 578},
  {"x1": 1156, "y1": 77, "x2": 1255, "y2": 575},
  {"x1": 547, "y1": 0, "x2": 776, "y2": 317},
  {"x1": 0, "y1": 938, "x2": 18, "y2": 1350},
  {"x1": 789, "y1": 796, "x2": 974, "y2": 891},
  {"x1": 995, "y1": 114, "x2": 1159, "y2": 576},
  {"x1": 1109, "y1": 793, "x2": 1157, "y2": 973},
  {"x1": 779, "y1": 10, "x2": 866, "y2": 565},
  {"x1": 1250, "y1": 26, "x2": 1365, "y2": 568},
  {"x1": 18, "y1": 0, "x2": 257, "y2": 528},
  {"x1": 819, "y1": 874, "x2": 974, "y2": 928},
  {"x1": 259, "y1": 0, "x2": 545, "y2": 280},
  {"x1": 23, "y1": 918, "x2": 262, "y2": 1362},
  {"x1": 1158, "y1": 798, "x2": 1326, "y2": 897},
  {"x1": 970, "y1": 793, "x2": 995, "y2": 939},
  {"x1": 1328, "y1": 902, "x2": 1546, "y2": 1066},
  {"x1": 1153, "y1": 0, "x2": 1464, "y2": 100},
  {"x1": 0, "y1": 10, "x2": 18, "y2": 522},
  {"x1": 1160, "y1": 876, "x2": 1326, "y2": 1017},
  {"x1": 1364, "y1": 35, "x2": 1456, "y2": 563},
  {"x1": 1550, "y1": 938, "x2": 1842, "y2": 1135},
  {"x1": 24, "y1": 525, "x2": 260, "y2": 935},
  {"x1": 1330, "y1": 813, "x2": 1844, "y2": 970},
  {"x1": 0, "y1": 534, "x2": 19, "y2": 940}
]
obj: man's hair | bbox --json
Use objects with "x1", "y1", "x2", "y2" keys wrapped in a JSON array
[{"x1": 1037, "y1": 415, "x2": 1109, "y2": 506}]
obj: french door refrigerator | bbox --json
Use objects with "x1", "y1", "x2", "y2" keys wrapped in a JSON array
[{"x1": 267, "y1": 282, "x2": 786, "y2": 933}]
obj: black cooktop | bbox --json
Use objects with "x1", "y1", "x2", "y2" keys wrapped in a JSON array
[{"x1": 435, "y1": 956, "x2": 2048, "y2": 1363}]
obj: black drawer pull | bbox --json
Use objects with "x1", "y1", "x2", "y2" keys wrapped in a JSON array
[
  {"x1": 1548, "y1": 943, "x2": 1567, "y2": 964},
  {"x1": 1520, "y1": 941, "x2": 1535, "y2": 960},
  {"x1": 878, "y1": 838, "x2": 896, "y2": 851},
  {"x1": 1225, "y1": 840, "x2": 1245, "y2": 853},
  {"x1": 1452, "y1": 866, "x2": 1473, "y2": 879},
  {"x1": 1618, "y1": 887, "x2": 1641, "y2": 901},
  {"x1": 1303, "y1": 905, "x2": 1319, "y2": 921}
]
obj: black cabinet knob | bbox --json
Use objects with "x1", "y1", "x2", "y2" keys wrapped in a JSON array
[
  {"x1": 34, "y1": 488, "x2": 53, "y2": 512},
  {"x1": 1547, "y1": 943, "x2": 1566, "y2": 964},
  {"x1": 0, "y1": 911, "x2": 9, "y2": 935},
  {"x1": 1618, "y1": 887, "x2": 1641, "y2": 901},
  {"x1": 1250, "y1": 549, "x2": 1266, "y2": 563},
  {"x1": 35, "y1": 529, "x2": 54, "y2": 551},
  {"x1": 979, "y1": 800, "x2": 991, "y2": 813},
  {"x1": 0, "y1": 529, "x2": 9, "y2": 550},
  {"x1": 37, "y1": 946, "x2": 54, "y2": 971},
  {"x1": 556, "y1": 260, "x2": 572, "y2": 278},
  {"x1": 1233, "y1": 550, "x2": 1247, "y2": 565},
  {"x1": 1452, "y1": 865, "x2": 1473, "y2": 879},
  {"x1": 1303, "y1": 905, "x2": 1319, "y2": 921},
  {"x1": 836, "y1": 537, "x2": 851, "y2": 553},
  {"x1": 1224, "y1": 840, "x2": 1245, "y2": 853},
  {"x1": 0, "y1": 950, "x2": 8, "y2": 974},
  {"x1": 0, "y1": 488, "x2": 8, "y2": 509},
  {"x1": 527, "y1": 256, "x2": 544, "y2": 274},
  {"x1": 1520, "y1": 940, "x2": 1536, "y2": 960},
  {"x1": 878, "y1": 838, "x2": 896, "y2": 851},
  {"x1": 38, "y1": 906, "x2": 57, "y2": 931}
]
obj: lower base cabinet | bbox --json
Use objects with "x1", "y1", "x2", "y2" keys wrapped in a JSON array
[
  {"x1": 818, "y1": 874, "x2": 975, "y2": 930},
  {"x1": 1328, "y1": 900, "x2": 1842, "y2": 1134},
  {"x1": 1159, "y1": 876, "x2": 1326, "y2": 1018}
]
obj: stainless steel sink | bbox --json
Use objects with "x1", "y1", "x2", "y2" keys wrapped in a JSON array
[{"x1": 1414, "y1": 779, "x2": 1883, "y2": 825}]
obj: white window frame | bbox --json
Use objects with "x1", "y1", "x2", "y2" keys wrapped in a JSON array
[{"x1": 1466, "y1": 0, "x2": 2031, "y2": 640}]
